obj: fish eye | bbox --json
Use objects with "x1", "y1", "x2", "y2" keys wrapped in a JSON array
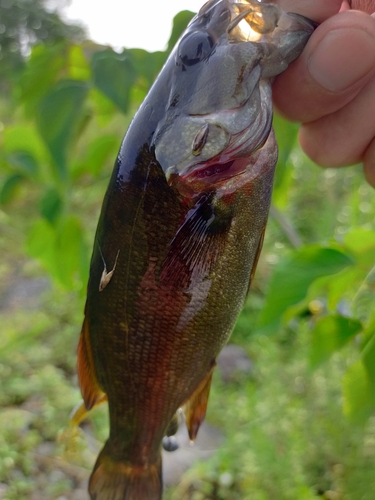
[{"x1": 178, "y1": 31, "x2": 215, "y2": 66}]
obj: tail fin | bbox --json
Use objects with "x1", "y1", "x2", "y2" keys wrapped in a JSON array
[{"x1": 89, "y1": 443, "x2": 162, "y2": 500}]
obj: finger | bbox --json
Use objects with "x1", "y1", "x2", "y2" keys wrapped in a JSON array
[
  {"x1": 363, "y1": 136, "x2": 375, "y2": 187},
  {"x1": 273, "y1": 10, "x2": 375, "y2": 123},
  {"x1": 298, "y1": 74, "x2": 375, "y2": 167},
  {"x1": 350, "y1": 0, "x2": 375, "y2": 14},
  {"x1": 277, "y1": 0, "x2": 342, "y2": 23}
]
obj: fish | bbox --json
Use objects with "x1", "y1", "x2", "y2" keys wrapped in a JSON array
[{"x1": 74, "y1": 1, "x2": 315, "y2": 499}]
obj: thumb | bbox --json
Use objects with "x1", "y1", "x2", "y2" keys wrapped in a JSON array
[{"x1": 273, "y1": 10, "x2": 375, "y2": 123}]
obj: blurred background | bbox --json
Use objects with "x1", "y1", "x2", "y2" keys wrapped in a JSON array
[{"x1": 1, "y1": 1, "x2": 375, "y2": 499}]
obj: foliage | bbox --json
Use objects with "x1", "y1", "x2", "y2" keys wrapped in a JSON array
[
  {"x1": 0, "y1": 0, "x2": 85, "y2": 84},
  {"x1": 0, "y1": 6, "x2": 375, "y2": 500},
  {"x1": 0, "y1": 10, "x2": 196, "y2": 291}
]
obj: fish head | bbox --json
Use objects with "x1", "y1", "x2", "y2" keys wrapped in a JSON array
[{"x1": 152, "y1": 0, "x2": 315, "y2": 194}]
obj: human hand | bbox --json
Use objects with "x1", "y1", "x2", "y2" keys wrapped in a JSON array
[{"x1": 273, "y1": 0, "x2": 375, "y2": 187}]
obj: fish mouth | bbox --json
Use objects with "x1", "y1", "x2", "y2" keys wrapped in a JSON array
[
  {"x1": 180, "y1": 155, "x2": 256, "y2": 186},
  {"x1": 160, "y1": 0, "x2": 316, "y2": 194},
  {"x1": 169, "y1": 87, "x2": 273, "y2": 189},
  {"x1": 227, "y1": 1, "x2": 282, "y2": 41}
]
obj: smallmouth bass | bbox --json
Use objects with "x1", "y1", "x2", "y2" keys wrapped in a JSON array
[{"x1": 74, "y1": 1, "x2": 315, "y2": 498}]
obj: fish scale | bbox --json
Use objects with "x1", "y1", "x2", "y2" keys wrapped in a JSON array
[{"x1": 73, "y1": 1, "x2": 316, "y2": 499}]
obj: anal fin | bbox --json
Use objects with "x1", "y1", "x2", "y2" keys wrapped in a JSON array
[
  {"x1": 76, "y1": 317, "x2": 106, "y2": 417},
  {"x1": 183, "y1": 363, "x2": 215, "y2": 441}
]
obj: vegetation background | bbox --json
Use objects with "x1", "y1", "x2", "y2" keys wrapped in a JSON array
[{"x1": 0, "y1": 2, "x2": 375, "y2": 499}]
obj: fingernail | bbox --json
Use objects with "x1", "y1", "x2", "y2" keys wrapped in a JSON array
[{"x1": 308, "y1": 28, "x2": 375, "y2": 92}]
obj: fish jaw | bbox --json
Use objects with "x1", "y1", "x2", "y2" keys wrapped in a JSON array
[{"x1": 152, "y1": 0, "x2": 315, "y2": 188}]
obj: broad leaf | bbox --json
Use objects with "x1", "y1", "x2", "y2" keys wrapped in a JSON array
[
  {"x1": 72, "y1": 134, "x2": 120, "y2": 178},
  {"x1": 343, "y1": 227, "x2": 375, "y2": 267},
  {"x1": 352, "y1": 264, "x2": 375, "y2": 326},
  {"x1": 68, "y1": 45, "x2": 91, "y2": 81},
  {"x1": 342, "y1": 360, "x2": 375, "y2": 423},
  {"x1": 257, "y1": 246, "x2": 353, "y2": 333},
  {"x1": 128, "y1": 48, "x2": 166, "y2": 89},
  {"x1": 309, "y1": 315, "x2": 362, "y2": 369},
  {"x1": 7, "y1": 151, "x2": 39, "y2": 178},
  {"x1": 18, "y1": 43, "x2": 67, "y2": 115},
  {"x1": 91, "y1": 49, "x2": 137, "y2": 114},
  {"x1": 40, "y1": 187, "x2": 64, "y2": 224},
  {"x1": 272, "y1": 114, "x2": 298, "y2": 208},
  {"x1": 0, "y1": 174, "x2": 24, "y2": 205},
  {"x1": 2, "y1": 124, "x2": 47, "y2": 163},
  {"x1": 26, "y1": 216, "x2": 89, "y2": 289},
  {"x1": 36, "y1": 79, "x2": 88, "y2": 181}
]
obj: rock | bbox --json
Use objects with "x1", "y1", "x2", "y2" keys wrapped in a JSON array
[{"x1": 217, "y1": 344, "x2": 253, "y2": 383}]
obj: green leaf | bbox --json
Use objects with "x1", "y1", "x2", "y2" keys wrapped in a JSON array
[
  {"x1": 257, "y1": 245, "x2": 353, "y2": 333},
  {"x1": 128, "y1": 48, "x2": 166, "y2": 89},
  {"x1": 91, "y1": 49, "x2": 137, "y2": 114},
  {"x1": 0, "y1": 174, "x2": 24, "y2": 205},
  {"x1": 272, "y1": 115, "x2": 299, "y2": 208},
  {"x1": 352, "y1": 264, "x2": 375, "y2": 326},
  {"x1": 53, "y1": 215, "x2": 89, "y2": 288},
  {"x1": 36, "y1": 79, "x2": 88, "y2": 181},
  {"x1": 2, "y1": 124, "x2": 47, "y2": 163},
  {"x1": 343, "y1": 227, "x2": 375, "y2": 267},
  {"x1": 166, "y1": 10, "x2": 196, "y2": 53},
  {"x1": 18, "y1": 42, "x2": 67, "y2": 115},
  {"x1": 68, "y1": 45, "x2": 91, "y2": 81},
  {"x1": 26, "y1": 216, "x2": 89, "y2": 289},
  {"x1": 7, "y1": 151, "x2": 39, "y2": 178},
  {"x1": 40, "y1": 187, "x2": 64, "y2": 224},
  {"x1": 309, "y1": 315, "x2": 362, "y2": 369},
  {"x1": 73, "y1": 134, "x2": 120, "y2": 178},
  {"x1": 362, "y1": 333, "x2": 375, "y2": 385},
  {"x1": 26, "y1": 219, "x2": 56, "y2": 277},
  {"x1": 342, "y1": 360, "x2": 375, "y2": 423},
  {"x1": 273, "y1": 115, "x2": 298, "y2": 180}
]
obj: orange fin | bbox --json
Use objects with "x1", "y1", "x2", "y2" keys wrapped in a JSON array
[
  {"x1": 183, "y1": 363, "x2": 215, "y2": 441},
  {"x1": 89, "y1": 442, "x2": 162, "y2": 500},
  {"x1": 70, "y1": 394, "x2": 108, "y2": 427},
  {"x1": 77, "y1": 317, "x2": 106, "y2": 412}
]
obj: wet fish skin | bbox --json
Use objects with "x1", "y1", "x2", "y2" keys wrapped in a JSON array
[{"x1": 75, "y1": 1, "x2": 315, "y2": 499}]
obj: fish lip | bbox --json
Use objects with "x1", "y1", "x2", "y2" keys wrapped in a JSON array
[
  {"x1": 286, "y1": 12, "x2": 319, "y2": 32},
  {"x1": 165, "y1": 89, "x2": 273, "y2": 185}
]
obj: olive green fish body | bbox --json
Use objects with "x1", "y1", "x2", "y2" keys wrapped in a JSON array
[{"x1": 76, "y1": 1, "x2": 315, "y2": 498}]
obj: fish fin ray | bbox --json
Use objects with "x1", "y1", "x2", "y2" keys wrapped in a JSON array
[
  {"x1": 70, "y1": 394, "x2": 108, "y2": 427},
  {"x1": 160, "y1": 195, "x2": 230, "y2": 289},
  {"x1": 89, "y1": 442, "x2": 162, "y2": 500},
  {"x1": 183, "y1": 363, "x2": 215, "y2": 441},
  {"x1": 77, "y1": 317, "x2": 105, "y2": 411}
]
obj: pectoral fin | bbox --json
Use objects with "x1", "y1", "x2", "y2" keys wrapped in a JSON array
[
  {"x1": 76, "y1": 317, "x2": 106, "y2": 415},
  {"x1": 183, "y1": 363, "x2": 215, "y2": 441}
]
